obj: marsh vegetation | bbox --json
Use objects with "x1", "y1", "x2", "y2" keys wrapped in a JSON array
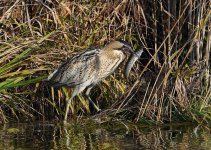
[{"x1": 0, "y1": 0, "x2": 210, "y2": 125}]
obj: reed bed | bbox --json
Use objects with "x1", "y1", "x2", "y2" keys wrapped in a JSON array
[{"x1": 0, "y1": 0, "x2": 210, "y2": 124}]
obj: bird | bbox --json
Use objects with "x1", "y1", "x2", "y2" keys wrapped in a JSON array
[{"x1": 48, "y1": 40, "x2": 134, "y2": 122}]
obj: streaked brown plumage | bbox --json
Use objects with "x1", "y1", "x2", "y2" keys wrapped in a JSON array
[{"x1": 48, "y1": 40, "x2": 133, "y2": 122}]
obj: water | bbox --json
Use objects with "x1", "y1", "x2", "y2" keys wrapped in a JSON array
[{"x1": 0, "y1": 121, "x2": 210, "y2": 150}]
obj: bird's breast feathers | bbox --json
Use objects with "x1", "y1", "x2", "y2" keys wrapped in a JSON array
[{"x1": 97, "y1": 50, "x2": 125, "y2": 77}]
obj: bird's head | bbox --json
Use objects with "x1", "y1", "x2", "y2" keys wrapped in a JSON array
[{"x1": 104, "y1": 40, "x2": 134, "y2": 55}]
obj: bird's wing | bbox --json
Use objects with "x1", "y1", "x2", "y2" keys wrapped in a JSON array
[{"x1": 48, "y1": 48, "x2": 101, "y2": 87}]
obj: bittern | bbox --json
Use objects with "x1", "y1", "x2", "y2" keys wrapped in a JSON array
[{"x1": 48, "y1": 40, "x2": 134, "y2": 122}]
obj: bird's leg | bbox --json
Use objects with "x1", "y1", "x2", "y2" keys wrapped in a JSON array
[
  {"x1": 85, "y1": 87, "x2": 101, "y2": 112},
  {"x1": 63, "y1": 87, "x2": 79, "y2": 123},
  {"x1": 64, "y1": 97, "x2": 73, "y2": 123}
]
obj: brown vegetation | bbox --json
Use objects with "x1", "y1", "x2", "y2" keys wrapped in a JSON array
[{"x1": 0, "y1": 0, "x2": 210, "y2": 124}]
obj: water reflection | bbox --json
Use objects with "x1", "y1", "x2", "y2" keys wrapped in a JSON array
[{"x1": 0, "y1": 121, "x2": 210, "y2": 150}]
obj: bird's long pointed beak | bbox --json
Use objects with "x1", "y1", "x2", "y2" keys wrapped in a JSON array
[
  {"x1": 122, "y1": 44, "x2": 134, "y2": 55},
  {"x1": 117, "y1": 40, "x2": 134, "y2": 54},
  {"x1": 123, "y1": 43, "x2": 143, "y2": 58}
]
